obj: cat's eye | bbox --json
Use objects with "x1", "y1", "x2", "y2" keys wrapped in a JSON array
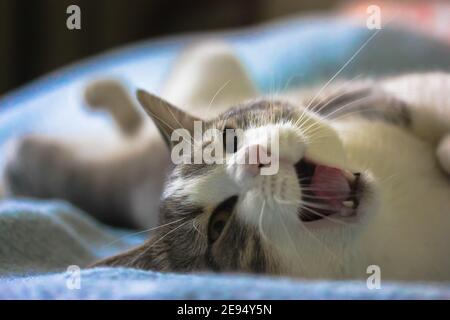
[
  {"x1": 208, "y1": 196, "x2": 238, "y2": 243},
  {"x1": 222, "y1": 127, "x2": 238, "y2": 153},
  {"x1": 209, "y1": 211, "x2": 229, "y2": 243}
]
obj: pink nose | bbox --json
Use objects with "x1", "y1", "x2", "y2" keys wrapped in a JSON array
[{"x1": 244, "y1": 144, "x2": 270, "y2": 176}]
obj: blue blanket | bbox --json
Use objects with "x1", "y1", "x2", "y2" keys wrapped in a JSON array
[
  {"x1": 1, "y1": 16, "x2": 450, "y2": 299},
  {"x1": 0, "y1": 200, "x2": 448, "y2": 300}
]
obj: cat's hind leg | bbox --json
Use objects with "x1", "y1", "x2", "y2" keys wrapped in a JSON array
[
  {"x1": 84, "y1": 79, "x2": 144, "y2": 136},
  {"x1": 436, "y1": 134, "x2": 450, "y2": 175},
  {"x1": 84, "y1": 43, "x2": 258, "y2": 125},
  {"x1": 380, "y1": 73, "x2": 450, "y2": 176},
  {"x1": 3, "y1": 135, "x2": 166, "y2": 228},
  {"x1": 4, "y1": 136, "x2": 72, "y2": 198},
  {"x1": 161, "y1": 42, "x2": 258, "y2": 115}
]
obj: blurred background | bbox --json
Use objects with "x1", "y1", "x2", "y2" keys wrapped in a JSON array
[{"x1": 1, "y1": 0, "x2": 450, "y2": 96}]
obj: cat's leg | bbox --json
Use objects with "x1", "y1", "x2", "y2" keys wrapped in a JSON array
[
  {"x1": 84, "y1": 79, "x2": 144, "y2": 136},
  {"x1": 436, "y1": 134, "x2": 450, "y2": 174},
  {"x1": 380, "y1": 73, "x2": 450, "y2": 142},
  {"x1": 84, "y1": 43, "x2": 258, "y2": 124},
  {"x1": 84, "y1": 43, "x2": 258, "y2": 133},
  {"x1": 3, "y1": 135, "x2": 168, "y2": 228},
  {"x1": 380, "y1": 73, "x2": 450, "y2": 175},
  {"x1": 161, "y1": 42, "x2": 258, "y2": 116},
  {"x1": 3, "y1": 43, "x2": 257, "y2": 228},
  {"x1": 300, "y1": 74, "x2": 450, "y2": 175}
]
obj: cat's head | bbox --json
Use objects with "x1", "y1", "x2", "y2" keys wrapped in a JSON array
[{"x1": 96, "y1": 89, "x2": 379, "y2": 278}]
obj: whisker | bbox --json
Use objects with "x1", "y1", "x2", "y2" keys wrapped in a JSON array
[
  {"x1": 301, "y1": 200, "x2": 341, "y2": 211},
  {"x1": 296, "y1": 214, "x2": 343, "y2": 265},
  {"x1": 206, "y1": 79, "x2": 231, "y2": 112},
  {"x1": 297, "y1": 15, "x2": 399, "y2": 133},
  {"x1": 130, "y1": 219, "x2": 191, "y2": 266},
  {"x1": 298, "y1": 74, "x2": 364, "y2": 126},
  {"x1": 275, "y1": 204, "x2": 307, "y2": 274},
  {"x1": 192, "y1": 219, "x2": 205, "y2": 237},
  {"x1": 300, "y1": 95, "x2": 374, "y2": 136},
  {"x1": 100, "y1": 217, "x2": 187, "y2": 249},
  {"x1": 273, "y1": 200, "x2": 346, "y2": 267},
  {"x1": 273, "y1": 195, "x2": 300, "y2": 205},
  {"x1": 258, "y1": 199, "x2": 272, "y2": 244},
  {"x1": 313, "y1": 102, "x2": 376, "y2": 129},
  {"x1": 301, "y1": 206, "x2": 354, "y2": 227},
  {"x1": 300, "y1": 187, "x2": 356, "y2": 192},
  {"x1": 304, "y1": 29, "x2": 382, "y2": 113},
  {"x1": 301, "y1": 194, "x2": 351, "y2": 200}
]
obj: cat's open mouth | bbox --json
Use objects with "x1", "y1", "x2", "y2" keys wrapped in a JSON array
[{"x1": 294, "y1": 159, "x2": 361, "y2": 222}]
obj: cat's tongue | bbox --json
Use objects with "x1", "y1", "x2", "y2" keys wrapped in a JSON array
[{"x1": 310, "y1": 165, "x2": 351, "y2": 209}]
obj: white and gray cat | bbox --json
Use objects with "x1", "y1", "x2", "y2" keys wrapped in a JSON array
[{"x1": 3, "y1": 43, "x2": 450, "y2": 281}]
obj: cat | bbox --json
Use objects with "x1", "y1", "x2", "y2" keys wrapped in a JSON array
[{"x1": 3, "y1": 43, "x2": 450, "y2": 281}]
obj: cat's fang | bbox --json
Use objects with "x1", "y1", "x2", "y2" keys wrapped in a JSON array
[
  {"x1": 343, "y1": 169, "x2": 356, "y2": 184},
  {"x1": 342, "y1": 200, "x2": 354, "y2": 208}
]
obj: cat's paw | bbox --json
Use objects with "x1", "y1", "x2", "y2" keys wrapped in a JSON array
[
  {"x1": 436, "y1": 134, "x2": 450, "y2": 176},
  {"x1": 84, "y1": 79, "x2": 142, "y2": 136},
  {"x1": 3, "y1": 136, "x2": 65, "y2": 196}
]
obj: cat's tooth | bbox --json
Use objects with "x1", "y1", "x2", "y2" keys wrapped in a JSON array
[
  {"x1": 342, "y1": 200, "x2": 354, "y2": 208},
  {"x1": 343, "y1": 170, "x2": 356, "y2": 183}
]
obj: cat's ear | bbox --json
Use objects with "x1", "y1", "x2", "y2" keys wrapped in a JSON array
[{"x1": 136, "y1": 89, "x2": 201, "y2": 148}]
